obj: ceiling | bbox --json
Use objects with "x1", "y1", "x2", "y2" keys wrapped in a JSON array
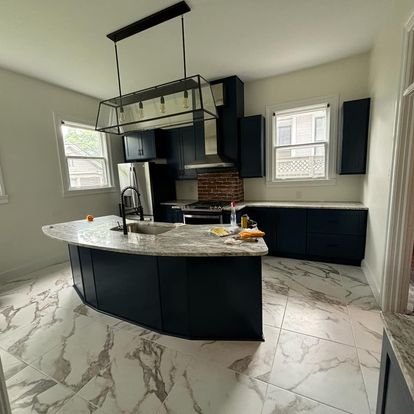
[{"x1": 0, "y1": 0, "x2": 388, "y2": 99}]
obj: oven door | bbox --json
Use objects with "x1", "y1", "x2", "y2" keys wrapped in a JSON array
[{"x1": 183, "y1": 213, "x2": 223, "y2": 225}]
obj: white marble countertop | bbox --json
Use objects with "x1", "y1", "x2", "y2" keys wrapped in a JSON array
[
  {"x1": 228, "y1": 201, "x2": 368, "y2": 211},
  {"x1": 42, "y1": 215, "x2": 268, "y2": 257},
  {"x1": 160, "y1": 200, "x2": 367, "y2": 211},
  {"x1": 382, "y1": 313, "x2": 414, "y2": 400}
]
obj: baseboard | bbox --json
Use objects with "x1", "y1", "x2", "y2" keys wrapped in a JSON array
[
  {"x1": 0, "y1": 253, "x2": 69, "y2": 281},
  {"x1": 361, "y1": 259, "x2": 382, "y2": 306}
]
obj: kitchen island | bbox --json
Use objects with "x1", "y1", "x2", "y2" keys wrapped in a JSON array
[{"x1": 42, "y1": 215, "x2": 268, "y2": 341}]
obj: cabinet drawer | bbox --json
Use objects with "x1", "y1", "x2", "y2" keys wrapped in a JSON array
[
  {"x1": 308, "y1": 233, "x2": 365, "y2": 261},
  {"x1": 307, "y1": 209, "x2": 366, "y2": 235}
]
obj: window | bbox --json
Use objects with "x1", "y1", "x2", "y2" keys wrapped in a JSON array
[
  {"x1": 268, "y1": 98, "x2": 337, "y2": 183},
  {"x1": 0, "y1": 162, "x2": 7, "y2": 204},
  {"x1": 56, "y1": 119, "x2": 114, "y2": 195}
]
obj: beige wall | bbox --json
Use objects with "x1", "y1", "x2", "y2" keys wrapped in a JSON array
[
  {"x1": 0, "y1": 67, "x2": 124, "y2": 277},
  {"x1": 362, "y1": 0, "x2": 414, "y2": 298},
  {"x1": 243, "y1": 52, "x2": 370, "y2": 201}
]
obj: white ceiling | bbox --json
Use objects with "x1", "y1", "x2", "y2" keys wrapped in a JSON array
[{"x1": 0, "y1": 0, "x2": 388, "y2": 99}]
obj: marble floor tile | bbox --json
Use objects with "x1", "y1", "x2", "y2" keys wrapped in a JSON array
[
  {"x1": 55, "y1": 395, "x2": 107, "y2": 414},
  {"x1": 0, "y1": 307, "x2": 92, "y2": 363},
  {"x1": 263, "y1": 289, "x2": 287, "y2": 328},
  {"x1": 263, "y1": 260, "x2": 346, "y2": 306},
  {"x1": 0, "y1": 348, "x2": 27, "y2": 381},
  {"x1": 158, "y1": 358, "x2": 267, "y2": 414},
  {"x1": 32, "y1": 319, "x2": 136, "y2": 392},
  {"x1": 270, "y1": 330, "x2": 370, "y2": 414},
  {"x1": 145, "y1": 332, "x2": 207, "y2": 357},
  {"x1": 6, "y1": 365, "x2": 74, "y2": 414},
  {"x1": 78, "y1": 338, "x2": 191, "y2": 414},
  {"x1": 342, "y1": 277, "x2": 379, "y2": 312},
  {"x1": 74, "y1": 304, "x2": 123, "y2": 327},
  {"x1": 336, "y1": 265, "x2": 368, "y2": 285},
  {"x1": 195, "y1": 325, "x2": 280, "y2": 381},
  {"x1": 113, "y1": 319, "x2": 153, "y2": 337},
  {"x1": 283, "y1": 296, "x2": 354, "y2": 346},
  {"x1": 357, "y1": 349, "x2": 381, "y2": 414},
  {"x1": 348, "y1": 307, "x2": 384, "y2": 353},
  {"x1": 262, "y1": 384, "x2": 349, "y2": 414}
]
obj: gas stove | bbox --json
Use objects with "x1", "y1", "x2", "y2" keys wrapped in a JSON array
[
  {"x1": 181, "y1": 200, "x2": 230, "y2": 212},
  {"x1": 181, "y1": 200, "x2": 230, "y2": 224}
]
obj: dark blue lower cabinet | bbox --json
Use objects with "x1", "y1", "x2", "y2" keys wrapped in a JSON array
[
  {"x1": 377, "y1": 333, "x2": 414, "y2": 413},
  {"x1": 68, "y1": 245, "x2": 263, "y2": 341},
  {"x1": 241, "y1": 207, "x2": 367, "y2": 265}
]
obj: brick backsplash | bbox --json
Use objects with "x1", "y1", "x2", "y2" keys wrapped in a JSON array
[{"x1": 197, "y1": 171, "x2": 244, "y2": 202}]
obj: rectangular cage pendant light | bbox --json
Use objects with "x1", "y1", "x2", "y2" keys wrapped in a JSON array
[
  {"x1": 96, "y1": 75, "x2": 217, "y2": 134},
  {"x1": 96, "y1": 2, "x2": 218, "y2": 135}
]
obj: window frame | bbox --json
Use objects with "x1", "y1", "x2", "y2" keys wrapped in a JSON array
[
  {"x1": 0, "y1": 162, "x2": 8, "y2": 204},
  {"x1": 54, "y1": 114, "x2": 115, "y2": 197},
  {"x1": 265, "y1": 96, "x2": 339, "y2": 187}
]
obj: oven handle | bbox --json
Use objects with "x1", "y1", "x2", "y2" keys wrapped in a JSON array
[{"x1": 183, "y1": 214, "x2": 223, "y2": 223}]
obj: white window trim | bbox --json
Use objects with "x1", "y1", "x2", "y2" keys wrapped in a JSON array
[
  {"x1": 0, "y1": 164, "x2": 8, "y2": 204},
  {"x1": 53, "y1": 113, "x2": 116, "y2": 197},
  {"x1": 265, "y1": 96, "x2": 339, "y2": 187}
]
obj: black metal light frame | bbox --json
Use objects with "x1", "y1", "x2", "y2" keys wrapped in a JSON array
[{"x1": 96, "y1": 1, "x2": 218, "y2": 135}]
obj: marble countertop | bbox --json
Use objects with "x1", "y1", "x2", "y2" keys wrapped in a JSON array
[
  {"x1": 160, "y1": 200, "x2": 367, "y2": 211},
  {"x1": 228, "y1": 201, "x2": 368, "y2": 211},
  {"x1": 42, "y1": 215, "x2": 268, "y2": 257},
  {"x1": 382, "y1": 313, "x2": 414, "y2": 400}
]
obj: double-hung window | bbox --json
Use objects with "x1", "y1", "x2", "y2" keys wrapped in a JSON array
[
  {"x1": 268, "y1": 98, "x2": 337, "y2": 183},
  {"x1": 57, "y1": 119, "x2": 113, "y2": 195}
]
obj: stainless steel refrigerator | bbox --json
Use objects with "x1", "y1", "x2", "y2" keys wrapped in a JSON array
[{"x1": 117, "y1": 162, "x2": 176, "y2": 221}]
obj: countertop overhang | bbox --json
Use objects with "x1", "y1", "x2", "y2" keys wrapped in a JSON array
[{"x1": 42, "y1": 215, "x2": 268, "y2": 257}]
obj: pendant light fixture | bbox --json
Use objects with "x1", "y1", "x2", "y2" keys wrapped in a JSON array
[{"x1": 95, "y1": 1, "x2": 218, "y2": 135}]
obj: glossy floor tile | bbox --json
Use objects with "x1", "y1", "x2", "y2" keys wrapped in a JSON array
[
  {"x1": 270, "y1": 330, "x2": 370, "y2": 414},
  {"x1": 1, "y1": 258, "x2": 381, "y2": 414}
]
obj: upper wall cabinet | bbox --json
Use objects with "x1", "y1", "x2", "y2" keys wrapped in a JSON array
[
  {"x1": 124, "y1": 131, "x2": 156, "y2": 162},
  {"x1": 211, "y1": 76, "x2": 244, "y2": 165},
  {"x1": 339, "y1": 98, "x2": 371, "y2": 175},
  {"x1": 239, "y1": 115, "x2": 265, "y2": 178}
]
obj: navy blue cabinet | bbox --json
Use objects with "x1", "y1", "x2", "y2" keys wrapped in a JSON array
[
  {"x1": 123, "y1": 131, "x2": 156, "y2": 162},
  {"x1": 241, "y1": 207, "x2": 367, "y2": 265},
  {"x1": 211, "y1": 76, "x2": 244, "y2": 165},
  {"x1": 240, "y1": 115, "x2": 265, "y2": 178},
  {"x1": 164, "y1": 125, "x2": 204, "y2": 180},
  {"x1": 340, "y1": 98, "x2": 370, "y2": 175},
  {"x1": 161, "y1": 205, "x2": 183, "y2": 223}
]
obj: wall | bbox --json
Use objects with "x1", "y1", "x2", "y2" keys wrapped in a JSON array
[
  {"x1": 198, "y1": 171, "x2": 244, "y2": 202},
  {"x1": 243, "y1": 52, "x2": 370, "y2": 201},
  {"x1": 362, "y1": 0, "x2": 414, "y2": 299},
  {"x1": 0, "y1": 67, "x2": 124, "y2": 278}
]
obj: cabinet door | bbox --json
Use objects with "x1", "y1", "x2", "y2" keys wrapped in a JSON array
[
  {"x1": 240, "y1": 115, "x2": 265, "y2": 178},
  {"x1": 248, "y1": 208, "x2": 277, "y2": 254},
  {"x1": 92, "y1": 249, "x2": 162, "y2": 330},
  {"x1": 141, "y1": 131, "x2": 156, "y2": 160},
  {"x1": 123, "y1": 133, "x2": 142, "y2": 161},
  {"x1": 340, "y1": 98, "x2": 370, "y2": 174},
  {"x1": 180, "y1": 126, "x2": 197, "y2": 179},
  {"x1": 275, "y1": 209, "x2": 307, "y2": 256}
]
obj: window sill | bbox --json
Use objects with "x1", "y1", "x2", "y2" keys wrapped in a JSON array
[
  {"x1": 63, "y1": 186, "x2": 117, "y2": 198},
  {"x1": 0, "y1": 195, "x2": 9, "y2": 204},
  {"x1": 266, "y1": 177, "x2": 337, "y2": 188}
]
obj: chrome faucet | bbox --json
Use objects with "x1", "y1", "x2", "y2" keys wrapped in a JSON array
[{"x1": 120, "y1": 186, "x2": 144, "y2": 235}]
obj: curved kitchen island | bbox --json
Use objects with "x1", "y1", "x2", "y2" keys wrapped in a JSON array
[{"x1": 42, "y1": 216, "x2": 268, "y2": 341}]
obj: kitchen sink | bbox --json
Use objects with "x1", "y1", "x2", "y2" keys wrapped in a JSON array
[{"x1": 111, "y1": 222, "x2": 175, "y2": 235}]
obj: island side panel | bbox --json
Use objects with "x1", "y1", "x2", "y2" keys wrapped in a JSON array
[
  {"x1": 158, "y1": 258, "x2": 190, "y2": 337},
  {"x1": 68, "y1": 245, "x2": 84, "y2": 299},
  {"x1": 187, "y1": 256, "x2": 263, "y2": 341},
  {"x1": 91, "y1": 249, "x2": 162, "y2": 331}
]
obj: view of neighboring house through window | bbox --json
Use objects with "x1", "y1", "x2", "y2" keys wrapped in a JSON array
[
  {"x1": 60, "y1": 121, "x2": 112, "y2": 191},
  {"x1": 272, "y1": 103, "x2": 330, "y2": 181}
]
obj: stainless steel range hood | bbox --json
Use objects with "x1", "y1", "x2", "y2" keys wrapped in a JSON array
[{"x1": 184, "y1": 119, "x2": 234, "y2": 169}]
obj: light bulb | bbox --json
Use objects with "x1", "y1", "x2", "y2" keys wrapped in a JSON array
[
  {"x1": 119, "y1": 107, "x2": 125, "y2": 123},
  {"x1": 138, "y1": 101, "x2": 144, "y2": 118},
  {"x1": 183, "y1": 90, "x2": 189, "y2": 109},
  {"x1": 160, "y1": 96, "x2": 166, "y2": 114}
]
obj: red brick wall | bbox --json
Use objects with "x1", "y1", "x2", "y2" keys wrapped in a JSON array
[{"x1": 197, "y1": 171, "x2": 244, "y2": 202}]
